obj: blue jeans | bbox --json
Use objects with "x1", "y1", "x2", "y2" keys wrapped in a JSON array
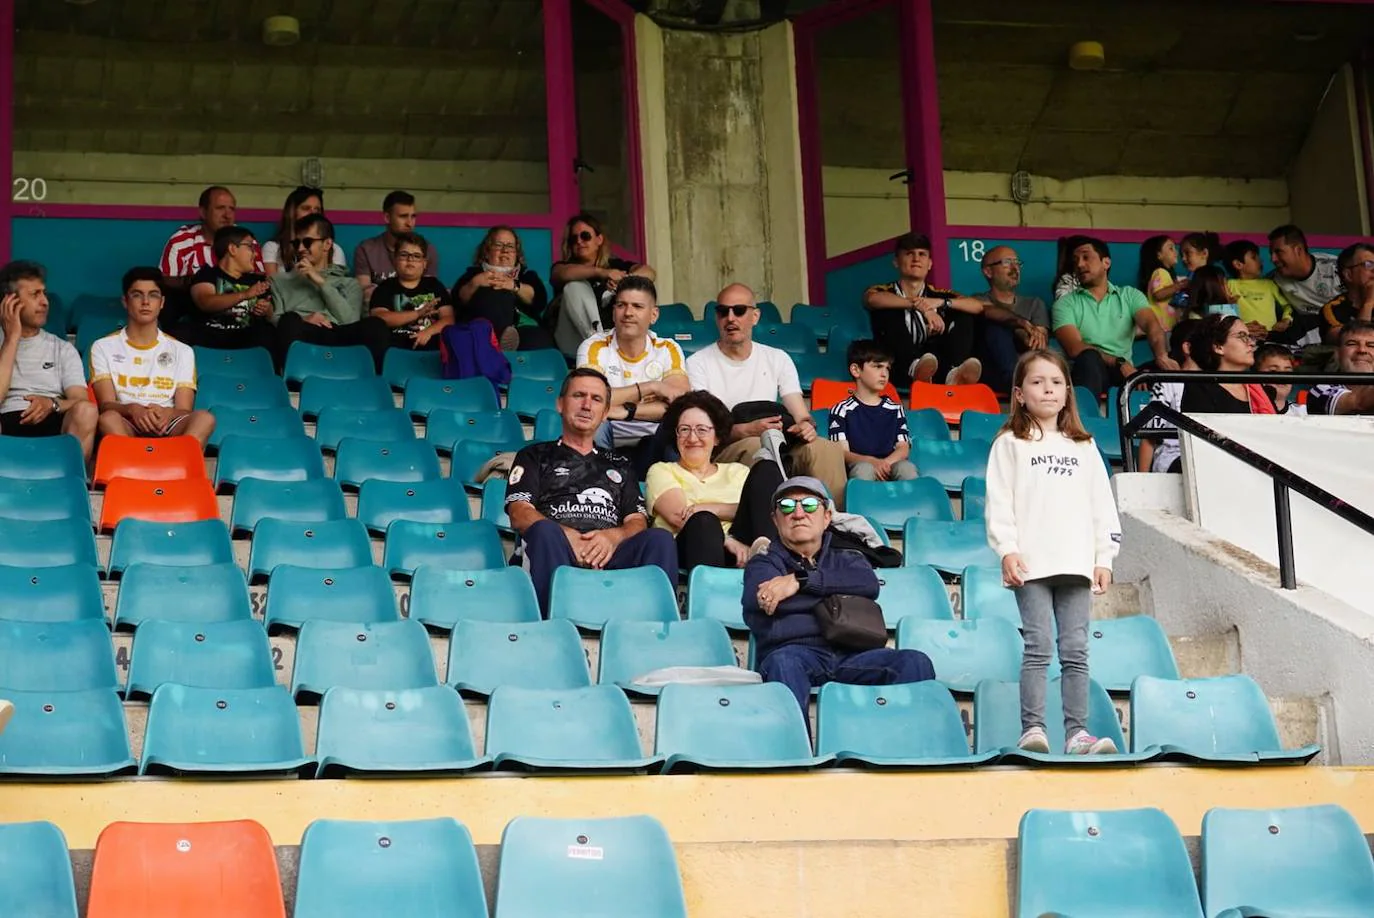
[
  {"x1": 521, "y1": 519, "x2": 677, "y2": 615},
  {"x1": 758, "y1": 643, "x2": 937, "y2": 717},
  {"x1": 981, "y1": 323, "x2": 1022, "y2": 394}
]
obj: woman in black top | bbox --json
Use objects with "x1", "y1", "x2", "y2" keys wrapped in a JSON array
[
  {"x1": 547, "y1": 213, "x2": 655, "y2": 354},
  {"x1": 452, "y1": 226, "x2": 553, "y2": 351},
  {"x1": 1181, "y1": 314, "x2": 1274, "y2": 414}
]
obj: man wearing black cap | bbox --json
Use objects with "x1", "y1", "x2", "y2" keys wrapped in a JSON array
[{"x1": 743, "y1": 475, "x2": 936, "y2": 716}]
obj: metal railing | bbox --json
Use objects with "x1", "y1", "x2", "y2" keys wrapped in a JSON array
[{"x1": 1114, "y1": 370, "x2": 1374, "y2": 590}]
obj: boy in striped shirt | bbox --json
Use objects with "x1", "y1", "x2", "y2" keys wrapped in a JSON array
[{"x1": 827, "y1": 339, "x2": 916, "y2": 481}]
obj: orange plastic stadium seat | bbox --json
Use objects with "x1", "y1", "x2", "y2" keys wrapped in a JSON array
[
  {"x1": 86, "y1": 819, "x2": 286, "y2": 918},
  {"x1": 93, "y1": 435, "x2": 207, "y2": 486},
  {"x1": 99, "y1": 478, "x2": 220, "y2": 532},
  {"x1": 909, "y1": 382, "x2": 1000, "y2": 424},
  {"x1": 810, "y1": 378, "x2": 899, "y2": 411}
]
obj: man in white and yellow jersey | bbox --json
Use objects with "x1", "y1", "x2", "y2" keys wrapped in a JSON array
[
  {"x1": 575, "y1": 274, "x2": 689, "y2": 476},
  {"x1": 90, "y1": 267, "x2": 215, "y2": 447}
]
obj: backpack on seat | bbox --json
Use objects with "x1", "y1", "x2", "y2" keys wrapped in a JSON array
[{"x1": 439, "y1": 319, "x2": 512, "y2": 392}]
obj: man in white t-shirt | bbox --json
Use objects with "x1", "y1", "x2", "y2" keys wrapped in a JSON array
[
  {"x1": 576, "y1": 275, "x2": 688, "y2": 475},
  {"x1": 91, "y1": 267, "x2": 215, "y2": 447},
  {"x1": 686, "y1": 283, "x2": 848, "y2": 509}
]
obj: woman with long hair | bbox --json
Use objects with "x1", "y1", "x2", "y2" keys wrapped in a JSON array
[
  {"x1": 452, "y1": 226, "x2": 554, "y2": 351},
  {"x1": 262, "y1": 186, "x2": 346, "y2": 274},
  {"x1": 548, "y1": 213, "x2": 655, "y2": 354},
  {"x1": 1180, "y1": 313, "x2": 1275, "y2": 414}
]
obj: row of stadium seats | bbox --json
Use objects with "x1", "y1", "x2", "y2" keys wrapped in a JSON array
[
  {"x1": 3, "y1": 814, "x2": 686, "y2": 917},
  {"x1": 0, "y1": 675, "x2": 1317, "y2": 779}
]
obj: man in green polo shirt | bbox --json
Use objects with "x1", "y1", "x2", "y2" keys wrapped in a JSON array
[{"x1": 1052, "y1": 237, "x2": 1178, "y2": 396}]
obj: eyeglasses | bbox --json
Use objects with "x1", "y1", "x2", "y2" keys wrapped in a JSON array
[
  {"x1": 395, "y1": 251, "x2": 426, "y2": 262},
  {"x1": 126, "y1": 291, "x2": 164, "y2": 304},
  {"x1": 675, "y1": 425, "x2": 714, "y2": 439},
  {"x1": 232, "y1": 239, "x2": 256, "y2": 250},
  {"x1": 290, "y1": 237, "x2": 324, "y2": 249},
  {"x1": 715, "y1": 304, "x2": 754, "y2": 318},
  {"x1": 989, "y1": 258, "x2": 1023, "y2": 269},
  {"x1": 776, "y1": 496, "x2": 823, "y2": 515},
  {"x1": 568, "y1": 230, "x2": 595, "y2": 243},
  {"x1": 1346, "y1": 259, "x2": 1374, "y2": 271},
  {"x1": 488, "y1": 241, "x2": 518, "y2": 252},
  {"x1": 1229, "y1": 332, "x2": 1257, "y2": 344}
]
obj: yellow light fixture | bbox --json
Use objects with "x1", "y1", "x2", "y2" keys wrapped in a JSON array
[
  {"x1": 263, "y1": 15, "x2": 301, "y2": 47},
  {"x1": 1069, "y1": 40, "x2": 1105, "y2": 71}
]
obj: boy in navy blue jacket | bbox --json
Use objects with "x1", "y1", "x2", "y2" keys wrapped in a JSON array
[{"x1": 743, "y1": 475, "x2": 935, "y2": 715}]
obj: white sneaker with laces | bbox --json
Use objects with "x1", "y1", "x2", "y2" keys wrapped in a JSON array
[
  {"x1": 911, "y1": 353, "x2": 939, "y2": 383},
  {"x1": 1017, "y1": 726, "x2": 1050, "y2": 753},
  {"x1": 754, "y1": 427, "x2": 787, "y2": 475},
  {"x1": 1065, "y1": 730, "x2": 1117, "y2": 755},
  {"x1": 945, "y1": 357, "x2": 983, "y2": 386}
]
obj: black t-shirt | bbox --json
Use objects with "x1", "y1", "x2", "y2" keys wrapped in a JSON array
[
  {"x1": 190, "y1": 266, "x2": 270, "y2": 331},
  {"x1": 369, "y1": 276, "x2": 449, "y2": 339},
  {"x1": 504, "y1": 439, "x2": 645, "y2": 532},
  {"x1": 453, "y1": 266, "x2": 548, "y2": 332},
  {"x1": 1180, "y1": 381, "x2": 1256, "y2": 414}
]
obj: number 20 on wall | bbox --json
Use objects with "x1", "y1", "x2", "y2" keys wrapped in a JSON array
[
  {"x1": 957, "y1": 240, "x2": 986, "y2": 262},
  {"x1": 11, "y1": 177, "x2": 48, "y2": 201}
]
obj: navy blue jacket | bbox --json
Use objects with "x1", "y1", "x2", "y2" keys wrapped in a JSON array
[{"x1": 742, "y1": 532, "x2": 880, "y2": 664}]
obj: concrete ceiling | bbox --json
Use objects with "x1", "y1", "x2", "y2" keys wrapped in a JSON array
[{"x1": 817, "y1": 0, "x2": 1374, "y2": 179}]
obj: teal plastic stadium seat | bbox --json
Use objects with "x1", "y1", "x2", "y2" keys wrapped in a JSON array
[
  {"x1": 656, "y1": 682, "x2": 832, "y2": 773},
  {"x1": 875, "y1": 564, "x2": 955, "y2": 626},
  {"x1": 1083, "y1": 414, "x2": 1123, "y2": 461},
  {"x1": 494, "y1": 815, "x2": 687, "y2": 918},
  {"x1": 810, "y1": 407, "x2": 830, "y2": 433},
  {"x1": 0, "y1": 619, "x2": 117, "y2": 691},
  {"x1": 897, "y1": 618, "x2": 1022, "y2": 691},
  {"x1": 975, "y1": 677, "x2": 1132, "y2": 764},
  {"x1": 507, "y1": 348, "x2": 569, "y2": 381},
  {"x1": 1016, "y1": 807, "x2": 1203, "y2": 918},
  {"x1": 357, "y1": 479, "x2": 469, "y2": 533},
  {"x1": 912, "y1": 439, "x2": 991, "y2": 490},
  {"x1": 906, "y1": 407, "x2": 952, "y2": 442},
  {"x1": 1074, "y1": 385, "x2": 1105, "y2": 417},
  {"x1": 447, "y1": 619, "x2": 591, "y2": 695},
  {"x1": 449, "y1": 438, "x2": 527, "y2": 486},
  {"x1": 404, "y1": 376, "x2": 499, "y2": 418},
  {"x1": 426, "y1": 408, "x2": 525, "y2": 451},
  {"x1": 0, "y1": 689, "x2": 136, "y2": 778},
  {"x1": 480, "y1": 477, "x2": 511, "y2": 529},
  {"x1": 816, "y1": 681, "x2": 996, "y2": 767},
  {"x1": 686, "y1": 566, "x2": 747, "y2": 631},
  {"x1": 249, "y1": 518, "x2": 371, "y2": 582},
  {"x1": 652, "y1": 317, "x2": 713, "y2": 355},
  {"x1": 0, "y1": 563, "x2": 104, "y2": 623},
  {"x1": 140, "y1": 683, "x2": 314, "y2": 776},
  {"x1": 847, "y1": 477, "x2": 953, "y2": 533},
  {"x1": 0, "y1": 476, "x2": 90, "y2": 523},
  {"x1": 548, "y1": 565, "x2": 679, "y2": 630},
  {"x1": 757, "y1": 300, "x2": 783, "y2": 323},
  {"x1": 1132, "y1": 337, "x2": 1155, "y2": 367},
  {"x1": 195, "y1": 374, "x2": 291, "y2": 411},
  {"x1": 126, "y1": 619, "x2": 276, "y2": 699},
  {"x1": 75, "y1": 317, "x2": 123, "y2": 363},
  {"x1": 1201, "y1": 804, "x2": 1374, "y2": 918},
  {"x1": 383, "y1": 519, "x2": 505, "y2": 578},
  {"x1": 314, "y1": 687, "x2": 488, "y2": 778},
  {"x1": 0, "y1": 821, "x2": 80, "y2": 916},
  {"x1": 961, "y1": 475, "x2": 986, "y2": 520},
  {"x1": 1129, "y1": 674, "x2": 1320, "y2": 764},
  {"x1": 69, "y1": 293, "x2": 124, "y2": 331},
  {"x1": 1079, "y1": 615, "x2": 1179, "y2": 691},
  {"x1": 0, "y1": 435, "x2": 85, "y2": 480},
  {"x1": 315, "y1": 406, "x2": 416, "y2": 451},
  {"x1": 598, "y1": 620, "x2": 735, "y2": 695},
  {"x1": 206, "y1": 406, "x2": 305, "y2": 451},
  {"x1": 485, "y1": 684, "x2": 662, "y2": 772},
  {"x1": 114, "y1": 562, "x2": 250, "y2": 630},
  {"x1": 215, "y1": 434, "x2": 325, "y2": 490},
  {"x1": 902, "y1": 519, "x2": 999, "y2": 574},
  {"x1": 0, "y1": 518, "x2": 97, "y2": 570},
  {"x1": 334, "y1": 437, "x2": 441, "y2": 488},
  {"x1": 264, "y1": 565, "x2": 399, "y2": 634},
  {"x1": 656, "y1": 303, "x2": 694, "y2": 324},
  {"x1": 532, "y1": 408, "x2": 562, "y2": 441},
  {"x1": 955, "y1": 409, "x2": 1005, "y2": 443},
  {"x1": 789, "y1": 303, "x2": 834, "y2": 339},
  {"x1": 291, "y1": 619, "x2": 439, "y2": 703},
  {"x1": 505, "y1": 377, "x2": 559, "y2": 419},
  {"x1": 755, "y1": 322, "x2": 816, "y2": 356},
  {"x1": 960, "y1": 564, "x2": 1020, "y2": 626},
  {"x1": 107, "y1": 519, "x2": 233, "y2": 576},
  {"x1": 295, "y1": 818, "x2": 488, "y2": 918},
  {"x1": 411, "y1": 565, "x2": 540, "y2": 629},
  {"x1": 284, "y1": 342, "x2": 376, "y2": 384},
  {"x1": 194, "y1": 346, "x2": 275, "y2": 378},
  {"x1": 299, "y1": 376, "x2": 395, "y2": 419},
  {"x1": 382, "y1": 347, "x2": 442, "y2": 390},
  {"x1": 794, "y1": 353, "x2": 848, "y2": 390},
  {"x1": 230, "y1": 478, "x2": 347, "y2": 534}
]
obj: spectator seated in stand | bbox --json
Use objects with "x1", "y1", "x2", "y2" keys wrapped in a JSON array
[
  {"x1": 1267, "y1": 223, "x2": 1340, "y2": 346},
  {"x1": 91, "y1": 267, "x2": 215, "y2": 447},
  {"x1": 367, "y1": 233, "x2": 452, "y2": 352},
  {"x1": 1224, "y1": 239, "x2": 1293, "y2": 341},
  {"x1": 505, "y1": 367, "x2": 677, "y2": 615},
  {"x1": 0, "y1": 260, "x2": 98, "y2": 460},
  {"x1": 827, "y1": 339, "x2": 917, "y2": 482},
  {"x1": 452, "y1": 226, "x2": 555, "y2": 352},
  {"x1": 1138, "y1": 318, "x2": 1200, "y2": 474},
  {"x1": 158, "y1": 185, "x2": 262, "y2": 329},
  {"x1": 976, "y1": 245, "x2": 1050, "y2": 392},
  {"x1": 1186, "y1": 265, "x2": 1241, "y2": 319},
  {"x1": 686, "y1": 283, "x2": 848, "y2": 509},
  {"x1": 576, "y1": 275, "x2": 688, "y2": 478},
  {"x1": 262, "y1": 186, "x2": 347, "y2": 276},
  {"x1": 1180, "y1": 314, "x2": 1274, "y2": 415},
  {"x1": 1254, "y1": 342, "x2": 1304, "y2": 416},
  {"x1": 1051, "y1": 236, "x2": 1178, "y2": 397},
  {"x1": 1307, "y1": 320, "x2": 1374, "y2": 416},
  {"x1": 354, "y1": 190, "x2": 441, "y2": 300},
  {"x1": 644, "y1": 389, "x2": 783, "y2": 574},
  {"x1": 1318, "y1": 242, "x2": 1374, "y2": 344},
  {"x1": 182, "y1": 225, "x2": 279, "y2": 353},
  {"x1": 744, "y1": 475, "x2": 936, "y2": 715},
  {"x1": 271, "y1": 214, "x2": 391, "y2": 373},
  {"x1": 549, "y1": 213, "x2": 656, "y2": 356}
]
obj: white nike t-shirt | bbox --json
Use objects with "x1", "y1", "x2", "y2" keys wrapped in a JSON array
[{"x1": 89, "y1": 328, "x2": 197, "y2": 408}]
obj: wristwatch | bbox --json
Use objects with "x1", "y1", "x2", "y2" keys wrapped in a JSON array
[
  {"x1": 623, "y1": 402, "x2": 637, "y2": 421},
  {"x1": 50, "y1": 397, "x2": 62, "y2": 414}
]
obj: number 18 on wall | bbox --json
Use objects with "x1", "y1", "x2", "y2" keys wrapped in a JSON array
[{"x1": 957, "y1": 240, "x2": 986, "y2": 262}]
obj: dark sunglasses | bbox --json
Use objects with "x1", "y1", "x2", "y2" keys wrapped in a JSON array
[
  {"x1": 290, "y1": 237, "x2": 323, "y2": 249},
  {"x1": 776, "y1": 496, "x2": 823, "y2": 514},
  {"x1": 715, "y1": 304, "x2": 753, "y2": 318},
  {"x1": 568, "y1": 230, "x2": 595, "y2": 243}
]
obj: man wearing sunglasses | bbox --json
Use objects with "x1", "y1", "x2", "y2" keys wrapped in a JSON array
[
  {"x1": 1317, "y1": 243, "x2": 1374, "y2": 344},
  {"x1": 743, "y1": 476, "x2": 936, "y2": 716},
  {"x1": 978, "y1": 245, "x2": 1050, "y2": 392},
  {"x1": 270, "y1": 213, "x2": 391, "y2": 372},
  {"x1": 181, "y1": 225, "x2": 278, "y2": 354}
]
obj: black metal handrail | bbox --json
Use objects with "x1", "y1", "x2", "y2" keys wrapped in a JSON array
[{"x1": 1113, "y1": 370, "x2": 1374, "y2": 589}]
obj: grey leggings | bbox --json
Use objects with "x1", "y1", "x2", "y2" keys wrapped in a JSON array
[{"x1": 1015, "y1": 574, "x2": 1092, "y2": 738}]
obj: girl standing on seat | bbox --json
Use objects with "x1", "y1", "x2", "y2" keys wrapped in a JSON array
[
  {"x1": 1137, "y1": 235, "x2": 1187, "y2": 330},
  {"x1": 985, "y1": 349, "x2": 1122, "y2": 756}
]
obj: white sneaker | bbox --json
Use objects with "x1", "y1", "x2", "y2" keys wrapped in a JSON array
[
  {"x1": 946, "y1": 358, "x2": 983, "y2": 386},
  {"x1": 911, "y1": 353, "x2": 939, "y2": 383},
  {"x1": 1017, "y1": 726, "x2": 1050, "y2": 753},
  {"x1": 1065, "y1": 730, "x2": 1117, "y2": 755},
  {"x1": 754, "y1": 428, "x2": 787, "y2": 474}
]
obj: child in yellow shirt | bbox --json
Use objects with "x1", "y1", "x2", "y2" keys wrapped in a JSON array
[{"x1": 1224, "y1": 239, "x2": 1292, "y2": 337}]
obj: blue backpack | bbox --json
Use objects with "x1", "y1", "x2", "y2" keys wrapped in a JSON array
[{"x1": 439, "y1": 318, "x2": 512, "y2": 392}]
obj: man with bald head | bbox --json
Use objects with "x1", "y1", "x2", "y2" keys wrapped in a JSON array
[
  {"x1": 977, "y1": 245, "x2": 1049, "y2": 391},
  {"x1": 686, "y1": 283, "x2": 849, "y2": 508}
]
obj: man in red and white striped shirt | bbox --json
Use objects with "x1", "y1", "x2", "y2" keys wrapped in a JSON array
[{"x1": 159, "y1": 186, "x2": 262, "y2": 283}]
